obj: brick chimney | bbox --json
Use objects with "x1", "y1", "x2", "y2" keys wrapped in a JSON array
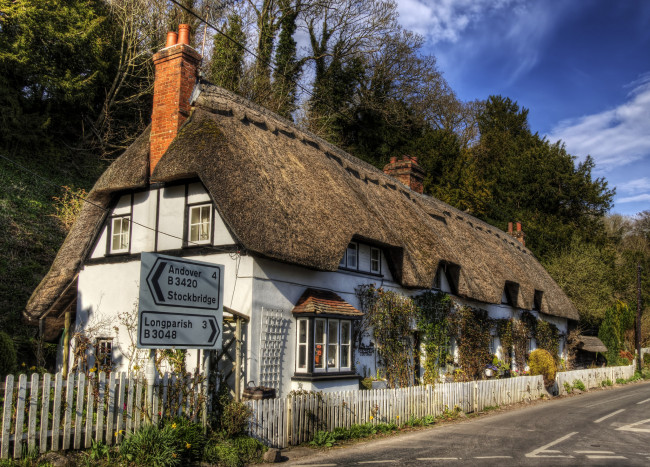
[
  {"x1": 383, "y1": 155, "x2": 425, "y2": 194},
  {"x1": 150, "y1": 24, "x2": 201, "y2": 176},
  {"x1": 507, "y1": 221, "x2": 525, "y2": 246}
]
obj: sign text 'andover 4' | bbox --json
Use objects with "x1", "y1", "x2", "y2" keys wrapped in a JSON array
[{"x1": 137, "y1": 253, "x2": 224, "y2": 350}]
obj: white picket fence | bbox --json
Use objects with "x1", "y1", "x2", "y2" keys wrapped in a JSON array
[
  {"x1": 0, "y1": 371, "x2": 204, "y2": 459},
  {"x1": 246, "y1": 375, "x2": 544, "y2": 448},
  {"x1": 555, "y1": 364, "x2": 635, "y2": 395}
]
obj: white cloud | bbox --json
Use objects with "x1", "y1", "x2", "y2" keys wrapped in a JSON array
[
  {"x1": 547, "y1": 75, "x2": 650, "y2": 172},
  {"x1": 617, "y1": 177, "x2": 650, "y2": 194},
  {"x1": 617, "y1": 193, "x2": 650, "y2": 204},
  {"x1": 396, "y1": 0, "x2": 521, "y2": 44}
]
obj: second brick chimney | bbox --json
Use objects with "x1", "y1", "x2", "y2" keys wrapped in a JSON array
[
  {"x1": 150, "y1": 24, "x2": 201, "y2": 177},
  {"x1": 507, "y1": 221, "x2": 526, "y2": 246},
  {"x1": 383, "y1": 155, "x2": 425, "y2": 194}
]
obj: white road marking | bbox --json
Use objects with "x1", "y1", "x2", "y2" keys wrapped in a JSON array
[
  {"x1": 474, "y1": 456, "x2": 513, "y2": 459},
  {"x1": 293, "y1": 464, "x2": 338, "y2": 466},
  {"x1": 358, "y1": 461, "x2": 398, "y2": 464},
  {"x1": 525, "y1": 431, "x2": 577, "y2": 458},
  {"x1": 574, "y1": 451, "x2": 615, "y2": 454},
  {"x1": 616, "y1": 418, "x2": 650, "y2": 433},
  {"x1": 637, "y1": 398, "x2": 650, "y2": 405},
  {"x1": 594, "y1": 409, "x2": 625, "y2": 423},
  {"x1": 585, "y1": 391, "x2": 644, "y2": 407},
  {"x1": 586, "y1": 456, "x2": 627, "y2": 460},
  {"x1": 416, "y1": 458, "x2": 459, "y2": 461}
]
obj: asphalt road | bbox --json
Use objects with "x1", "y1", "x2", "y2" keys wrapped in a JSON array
[{"x1": 285, "y1": 381, "x2": 650, "y2": 466}]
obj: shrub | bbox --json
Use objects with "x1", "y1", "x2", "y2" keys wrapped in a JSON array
[
  {"x1": 203, "y1": 435, "x2": 266, "y2": 467},
  {"x1": 528, "y1": 349, "x2": 556, "y2": 387},
  {"x1": 572, "y1": 379, "x2": 586, "y2": 391},
  {"x1": 0, "y1": 332, "x2": 17, "y2": 376},
  {"x1": 310, "y1": 430, "x2": 336, "y2": 447},
  {"x1": 120, "y1": 424, "x2": 180, "y2": 467},
  {"x1": 219, "y1": 399, "x2": 252, "y2": 438},
  {"x1": 163, "y1": 417, "x2": 205, "y2": 462},
  {"x1": 619, "y1": 350, "x2": 634, "y2": 362},
  {"x1": 563, "y1": 381, "x2": 572, "y2": 394},
  {"x1": 644, "y1": 353, "x2": 650, "y2": 366}
]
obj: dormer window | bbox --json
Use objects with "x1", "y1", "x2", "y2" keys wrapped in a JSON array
[
  {"x1": 502, "y1": 281, "x2": 520, "y2": 307},
  {"x1": 109, "y1": 216, "x2": 131, "y2": 253},
  {"x1": 188, "y1": 204, "x2": 212, "y2": 244},
  {"x1": 340, "y1": 242, "x2": 358, "y2": 269},
  {"x1": 533, "y1": 290, "x2": 543, "y2": 311}
]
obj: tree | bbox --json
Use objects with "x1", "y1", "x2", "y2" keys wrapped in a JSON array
[
  {"x1": 209, "y1": 13, "x2": 247, "y2": 92},
  {"x1": 271, "y1": 0, "x2": 301, "y2": 118}
]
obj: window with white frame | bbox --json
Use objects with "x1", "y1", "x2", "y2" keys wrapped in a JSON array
[
  {"x1": 370, "y1": 247, "x2": 381, "y2": 274},
  {"x1": 339, "y1": 242, "x2": 358, "y2": 269},
  {"x1": 296, "y1": 318, "x2": 352, "y2": 374},
  {"x1": 296, "y1": 319, "x2": 308, "y2": 371},
  {"x1": 188, "y1": 204, "x2": 212, "y2": 244},
  {"x1": 110, "y1": 216, "x2": 130, "y2": 253}
]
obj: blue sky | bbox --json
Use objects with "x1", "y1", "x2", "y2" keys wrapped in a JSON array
[{"x1": 396, "y1": 0, "x2": 650, "y2": 216}]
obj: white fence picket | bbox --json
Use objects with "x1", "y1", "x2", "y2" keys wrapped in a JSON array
[{"x1": 1, "y1": 375, "x2": 14, "y2": 459}]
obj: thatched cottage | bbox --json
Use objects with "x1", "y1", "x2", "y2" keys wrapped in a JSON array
[{"x1": 25, "y1": 26, "x2": 578, "y2": 396}]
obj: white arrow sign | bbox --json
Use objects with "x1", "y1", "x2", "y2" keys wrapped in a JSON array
[
  {"x1": 138, "y1": 311, "x2": 221, "y2": 349},
  {"x1": 137, "y1": 253, "x2": 224, "y2": 350},
  {"x1": 143, "y1": 254, "x2": 221, "y2": 310}
]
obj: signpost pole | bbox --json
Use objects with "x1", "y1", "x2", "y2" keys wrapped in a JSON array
[
  {"x1": 146, "y1": 349, "x2": 156, "y2": 421},
  {"x1": 202, "y1": 349, "x2": 210, "y2": 431}
]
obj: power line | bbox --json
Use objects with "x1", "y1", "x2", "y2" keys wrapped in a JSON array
[{"x1": 0, "y1": 153, "x2": 242, "y2": 251}]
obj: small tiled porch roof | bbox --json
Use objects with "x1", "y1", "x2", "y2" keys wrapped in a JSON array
[{"x1": 291, "y1": 288, "x2": 363, "y2": 317}]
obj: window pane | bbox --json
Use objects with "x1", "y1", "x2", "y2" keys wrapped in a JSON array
[
  {"x1": 315, "y1": 319, "x2": 325, "y2": 369},
  {"x1": 111, "y1": 217, "x2": 129, "y2": 252},
  {"x1": 328, "y1": 320, "x2": 338, "y2": 369},
  {"x1": 370, "y1": 248, "x2": 380, "y2": 273},
  {"x1": 341, "y1": 321, "x2": 350, "y2": 343},
  {"x1": 340, "y1": 321, "x2": 350, "y2": 368},
  {"x1": 191, "y1": 207, "x2": 200, "y2": 225},
  {"x1": 341, "y1": 344, "x2": 350, "y2": 368},
  {"x1": 347, "y1": 243, "x2": 357, "y2": 269},
  {"x1": 298, "y1": 320, "x2": 307, "y2": 344},
  {"x1": 190, "y1": 225, "x2": 199, "y2": 242},
  {"x1": 298, "y1": 346, "x2": 306, "y2": 369}
]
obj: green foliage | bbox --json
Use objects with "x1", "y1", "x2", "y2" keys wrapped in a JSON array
[
  {"x1": 203, "y1": 435, "x2": 266, "y2": 467},
  {"x1": 528, "y1": 349, "x2": 556, "y2": 387},
  {"x1": 356, "y1": 285, "x2": 417, "y2": 388},
  {"x1": 209, "y1": 13, "x2": 246, "y2": 93},
  {"x1": 572, "y1": 379, "x2": 585, "y2": 391},
  {"x1": 217, "y1": 398, "x2": 252, "y2": 439},
  {"x1": 449, "y1": 306, "x2": 492, "y2": 380},
  {"x1": 0, "y1": 332, "x2": 17, "y2": 376},
  {"x1": 271, "y1": 0, "x2": 301, "y2": 118},
  {"x1": 599, "y1": 301, "x2": 635, "y2": 365},
  {"x1": 310, "y1": 430, "x2": 336, "y2": 447},
  {"x1": 414, "y1": 291, "x2": 453, "y2": 384},
  {"x1": 534, "y1": 320, "x2": 560, "y2": 359},
  {"x1": 163, "y1": 417, "x2": 205, "y2": 462},
  {"x1": 88, "y1": 439, "x2": 111, "y2": 462},
  {"x1": 602, "y1": 379, "x2": 613, "y2": 387},
  {"x1": 119, "y1": 424, "x2": 180, "y2": 467},
  {"x1": 495, "y1": 319, "x2": 513, "y2": 367},
  {"x1": 563, "y1": 381, "x2": 572, "y2": 394},
  {"x1": 644, "y1": 353, "x2": 650, "y2": 366},
  {"x1": 512, "y1": 319, "x2": 529, "y2": 372}
]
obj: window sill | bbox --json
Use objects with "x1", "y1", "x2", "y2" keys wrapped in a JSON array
[{"x1": 291, "y1": 372, "x2": 361, "y2": 382}]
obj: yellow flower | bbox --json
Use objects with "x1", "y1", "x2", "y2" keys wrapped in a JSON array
[
  {"x1": 171, "y1": 423, "x2": 177, "y2": 429},
  {"x1": 89, "y1": 367, "x2": 97, "y2": 373},
  {"x1": 396, "y1": 415, "x2": 399, "y2": 419},
  {"x1": 186, "y1": 443, "x2": 191, "y2": 449},
  {"x1": 370, "y1": 416, "x2": 374, "y2": 420},
  {"x1": 21, "y1": 362, "x2": 26, "y2": 367},
  {"x1": 119, "y1": 430, "x2": 124, "y2": 434},
  {"x1": 29, "y1": 366, "x2": 36, "y2": 371},
  {"x1": 172, "y1": 453, "x2": 177, "y2": 458}
]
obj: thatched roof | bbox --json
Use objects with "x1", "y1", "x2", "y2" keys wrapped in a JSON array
[
  {"x1": 577, "y1": 336, "x2": 608, "y2": 353},
  {"x1": 24, "y1": 83, "x2": 580, "y2": 325}
]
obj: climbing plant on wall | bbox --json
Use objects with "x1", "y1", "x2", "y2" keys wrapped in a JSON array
[
  {"x1": 355, "y1": 285, "x2": 417, "y2": 388},
  {"x1": 512, "y1": 319, "x2": 530, "y2": 372},
  {"x1": 449, "y1": 306, "x2": 492, "y2": 380},
  {"x1": 495, "y1": 319, "x2": 513, "y2": 367},
  {"x1": 414, "y1": 291, "x2": 454, "y2": 384},
  {"x1": 535, "y1": 320, "x2": 560, "y2": 360}
]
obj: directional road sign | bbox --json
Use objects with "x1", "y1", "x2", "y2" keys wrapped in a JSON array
[
  {"x1": 143, "y1": 254, "x2": 221, "y2": 310},
  {"x1": 137, "y1": 253, "x2": 224, "y2": 350},
  {"x1": 138, "y1": 311, "x2": 221, "y2": 349}
]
